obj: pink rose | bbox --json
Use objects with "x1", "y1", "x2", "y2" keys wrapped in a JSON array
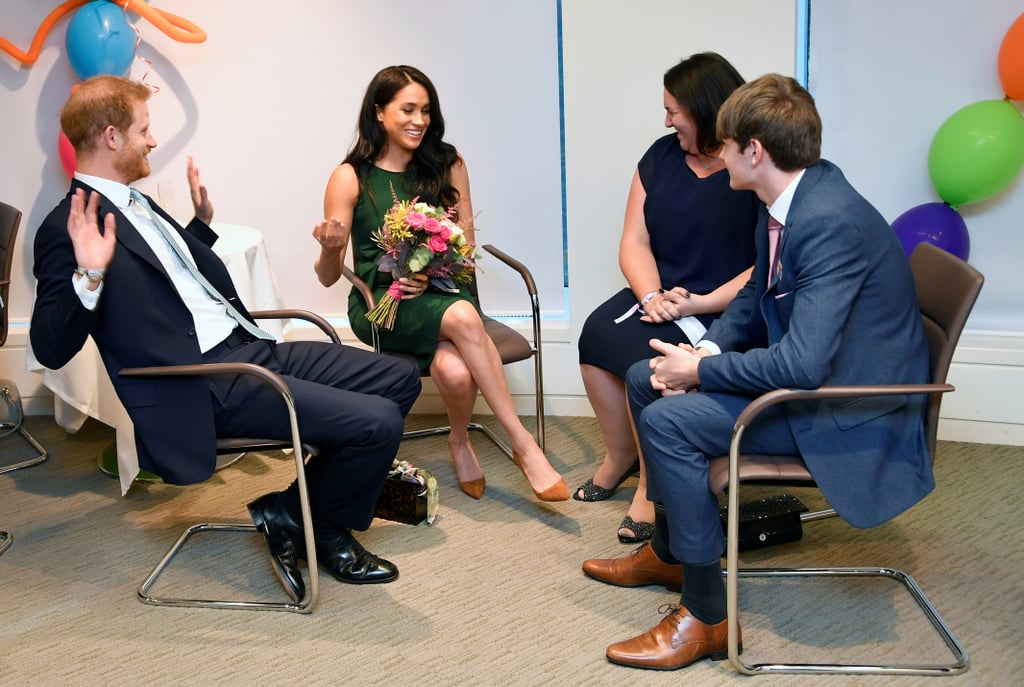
[
  {"x1": 422, "y1": 217, "x2": 442, "y2": 234},
  {"x1": 405, "y1": 211, "x2": 427, "y2": 228},
  {"x1": 439, "y1": 225, "x2": 452, "y2": 241},
  {"x1": 428, "y1": 235, "x2": 448, "y2": 253}
]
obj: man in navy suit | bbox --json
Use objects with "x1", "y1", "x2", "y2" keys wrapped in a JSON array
[
  {"x1": 31, "y1": 75, "x2": 421, "y2": 602},
  {"x1": 583, "y1": 74, "x2": 931, "y2": 670}
]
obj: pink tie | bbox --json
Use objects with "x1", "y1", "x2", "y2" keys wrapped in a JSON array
[{"x1": 766, "y1": 216, "x2": 782, "y2": 288}]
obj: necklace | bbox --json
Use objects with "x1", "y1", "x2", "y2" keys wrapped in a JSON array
[
  {"x1": 689, "y1": 149, "x2": 722, "y2": 172},
  {"x1": 691, "y1": 155, "x2": 716, "y2": 172}
]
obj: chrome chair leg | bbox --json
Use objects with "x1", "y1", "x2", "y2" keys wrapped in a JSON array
[
  {"x1": 0, "y1": 424, "x2": 48, "y2": 474},
  {"x1": 137, "y1": 438, "x2": 320, "y2": 613},
  {"x1": 725, "y1": 419, "x2": 969, "y2": 676}
]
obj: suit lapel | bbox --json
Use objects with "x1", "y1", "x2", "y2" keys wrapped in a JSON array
[{"x1": 70, "y1": 180, "x2": 170, "y2": 278}]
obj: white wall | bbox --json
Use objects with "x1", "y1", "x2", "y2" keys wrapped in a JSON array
[
  {"x1": 810, "y1": 0, "x2": 1024, "y2": 333},
  {"x1": 2, "y1": 0, "x2": 1021, "y2": 444},
  {"x1": 0, "y1": 0, "x2": 565, "y2": 322},
  {"x1": 561, "y1": 0, "x2": 798, "y2": 405},
  {"x1": 808, "y1": 0, "x2": 1024, "y2": 443}
]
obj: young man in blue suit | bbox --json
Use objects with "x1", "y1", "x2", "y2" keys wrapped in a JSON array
[
  {"x1": 582, "y1": 74, "x2": 932, "y2": 670},
  {"x1": 31, "y1": 75, "x2": 422, "y2": 602}
]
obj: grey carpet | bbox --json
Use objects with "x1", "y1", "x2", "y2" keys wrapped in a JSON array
[{"x1": 1, "y1": 414, "x2": 1021, "y2": 686}]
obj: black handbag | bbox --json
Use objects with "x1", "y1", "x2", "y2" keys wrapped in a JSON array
[
  {"x1": 719, "y1": 494, "x2": 808, "y2": 551},
  {"x1": 373, "y1": 460, "x2": 438, "y2": 525}
]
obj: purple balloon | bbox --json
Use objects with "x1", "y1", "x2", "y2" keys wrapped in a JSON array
[{"x1": 891, "y1": 202, "x2": 970, "y2": 261}]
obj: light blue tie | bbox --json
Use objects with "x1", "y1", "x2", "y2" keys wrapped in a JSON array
[{"x1": 129, "y1": 188, "x2": 274, "y2": 341}]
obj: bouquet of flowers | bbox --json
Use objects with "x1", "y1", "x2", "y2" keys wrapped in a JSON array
[{"x1": 365, "y1": 188, "x2": 478, "y2": 331}]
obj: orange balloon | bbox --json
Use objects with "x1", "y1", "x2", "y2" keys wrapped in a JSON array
[
  {"x1": 0, "y1": 0, "x2": 205, "y2": 67},
  {"x1": 999, "y1": 13, "x2": 1024, "y2": 100}
]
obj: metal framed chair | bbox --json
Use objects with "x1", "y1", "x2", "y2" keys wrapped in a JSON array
[
  {"x1": 714, "y1": 242, "x2": 982, "y2": 676},
  {"x1": 343, "y1": 243, "x2": 545, "y2": 458},
  {"x1": 0, "y1": 201, "x2": 47, "y2": 473},
  {"x1": 122, "y1": 309, "x2": 339, "y2": 614}
]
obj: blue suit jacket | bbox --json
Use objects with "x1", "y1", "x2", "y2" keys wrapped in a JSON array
[
  {"x1": 30, "y1": 180, "x2": 258, "y2": 484},
  {"x1": 699, "y1": 160, "x2": 933, "y2": 528}
]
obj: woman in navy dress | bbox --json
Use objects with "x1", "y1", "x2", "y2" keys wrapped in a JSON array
[{"x1": 576, "y1": 53, "x2": 758, "y2": 541}]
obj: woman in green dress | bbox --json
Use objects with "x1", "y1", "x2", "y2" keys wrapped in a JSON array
[{"x1": 313, "y1": 65, "x2": 567, "y2": 503}]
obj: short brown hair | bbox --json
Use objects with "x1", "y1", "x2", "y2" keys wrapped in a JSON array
[
  {"x1": 60, "y1": 75, "x2": 152, "y2": 154},
  {"x1": 716, "y1": 74, "x2": 821, "y2": 171}
]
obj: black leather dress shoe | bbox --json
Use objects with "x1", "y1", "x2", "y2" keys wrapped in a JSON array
[
  {"x1": 316, "y1": 529, "x2": 399, "y2": 584},
  {"x1": 247, "y1": 492, "x2": 305, "y2": 602}
]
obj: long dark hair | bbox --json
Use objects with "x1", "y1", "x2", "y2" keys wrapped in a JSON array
[
  {"x1": 664, "y1": 52, "x2": 745, "y2": 156},
  {"x1": 344, "y1": 65, "x2": 461, "y2": 210}
]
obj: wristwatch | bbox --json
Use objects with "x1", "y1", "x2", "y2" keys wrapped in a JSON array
[{"x1": 74, "y1": 266, "x2": 106, "y2": 283}]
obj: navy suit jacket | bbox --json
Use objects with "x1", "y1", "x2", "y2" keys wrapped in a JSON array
[
  {"x1": 31, "y1": 180, "x2": 259, "y2": 484},
  {"x1": 699, "y1": 160, "x2": 933, "y2": 528}
]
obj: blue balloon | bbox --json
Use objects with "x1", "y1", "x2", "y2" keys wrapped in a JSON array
[
  {"x1": 65, "y1": 1, "x2": 136, "y2": 80},
  {"x1": 891, "y1": 202, "x2": 970, "y2": 261}
]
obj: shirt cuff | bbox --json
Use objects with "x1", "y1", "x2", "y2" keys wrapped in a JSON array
[
  {"x1": 696, "y1": 339, "x2": 721, "y2": 356},
  {"x1": 73, "y1": 274, "x2": 102, "y2": 311}
]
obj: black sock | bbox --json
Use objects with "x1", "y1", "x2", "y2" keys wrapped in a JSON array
[
  {"x1": 650, "y1": 504, "x2": 679, "y2": 565},
  {"x1": 681, "y1": 559, "x2": 726, "y2": 625}
]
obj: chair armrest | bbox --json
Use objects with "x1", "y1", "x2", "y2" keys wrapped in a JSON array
[
  {"x1": 338, "y1": 267, "x2": 381, "y2": 353},
  {"x1": 249, "y1": 309, "x2": 341, "y2": 344},
  {"x1": 733, "y1": 383, "x2": 954, "y2": 433},
  {"x1": 481, "y1": 244, "x2": 538, "y2": 298},
  {"x1": 481, "y1": 244, "x2": 542, "y2": 348},
  {"x1": 341, "y1": 267, "x2": 377, "y2": 310},
  {"x1": 120, "y1": 360, "x2": 294, "y2": 399}
]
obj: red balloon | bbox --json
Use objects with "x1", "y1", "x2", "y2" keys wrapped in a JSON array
[
  {"x1": 58, "y1": 130, "x2": 76, "y2": 177},
  {"x1": 999, "y1": 13, "x2": 1024, "y2": 100}
]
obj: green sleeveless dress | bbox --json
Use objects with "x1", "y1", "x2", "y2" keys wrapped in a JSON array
[{"x1": 347, "y1": 164, "x2": 478, "y2": 372}]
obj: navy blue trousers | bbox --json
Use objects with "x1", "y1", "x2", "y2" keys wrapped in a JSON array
[
  {"x1": 207, "y1": 337, "x2": 420, "y2": 534},
  {"x1": 625, "y1": 359, "x2": 799, "y2": 563}
]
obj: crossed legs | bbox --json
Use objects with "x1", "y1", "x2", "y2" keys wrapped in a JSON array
[{"x1": 432, "y1": 300, "x2": 565, "y2": 500}]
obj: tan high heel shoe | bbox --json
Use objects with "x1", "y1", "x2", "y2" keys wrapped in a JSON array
[
  {"x1": 512, "y1": 451, "x2": 569, "y2": 502},
  {"x1": 451, "y1": 439, "x2": 486, "y2": 499},
  {"x1": 458, "y1": 476, "x2": 486, "y2": 500}
]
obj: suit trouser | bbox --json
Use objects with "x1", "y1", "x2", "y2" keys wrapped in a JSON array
[
  {"x1": 624, "y1": 360, "x2": 799, "y2": 564},
  {"x1": 206, "y1": 336, "x2": 421, "y2": 534}
]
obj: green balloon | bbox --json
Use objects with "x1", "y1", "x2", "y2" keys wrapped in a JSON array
[{"x1": 928, "y1": 99, "x2": 1024, "y2": 206}]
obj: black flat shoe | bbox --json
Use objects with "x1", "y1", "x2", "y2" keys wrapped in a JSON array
[
  {"x1": 316, "y1": 529, "x2": 399, "y2": 585},
  {"x1": 247, "y1": 492, "x2": 306, "y2": 602},
  {"x1": 573, "y1": 460, "x2": 641, "y2": 502},
  {"x1": 617, "y1": 514, "x2": 655, "y2": 544}
]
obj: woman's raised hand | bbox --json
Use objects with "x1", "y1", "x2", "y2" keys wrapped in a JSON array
[{"x1": 312, "y1": 217, "x2": 348, "y2": 250}]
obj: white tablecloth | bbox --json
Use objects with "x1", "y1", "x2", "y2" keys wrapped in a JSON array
[{"x1": 25, "y1": 223, "x2": 287, "y2": 495}]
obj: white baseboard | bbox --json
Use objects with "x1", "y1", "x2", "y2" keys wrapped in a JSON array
[{"x1": 7, "y1": 322, "x2": 1023, "y2": 446}]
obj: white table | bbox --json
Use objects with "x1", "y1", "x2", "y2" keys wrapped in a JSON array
[{"x1": 25, "y1": 223, "x2": 288, "y2": 495}]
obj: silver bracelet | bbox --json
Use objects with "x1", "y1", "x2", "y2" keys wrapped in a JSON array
[{"x1": 640, "y1": 290, "x2": 659, "y2": 307}]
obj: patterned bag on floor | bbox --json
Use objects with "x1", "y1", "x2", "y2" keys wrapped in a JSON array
[{"x1": 373, "y1": 459, "x2": 439, "y2": 525}]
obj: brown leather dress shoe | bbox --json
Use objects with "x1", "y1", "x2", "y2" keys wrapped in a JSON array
[
  {"x1": 582, "y1": 543, "x2": 683, "y2": 591},
  {"x1": 605, "y1": 604, "x2": 740, "y2": 670}
]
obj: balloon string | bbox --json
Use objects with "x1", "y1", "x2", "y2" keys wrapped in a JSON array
[
  {"x1": 0, "y1": 0, "x2": 206, "y2": 67},
  {"x1": 123, "y1": 0, "x2": 159, "y2": 93}
]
